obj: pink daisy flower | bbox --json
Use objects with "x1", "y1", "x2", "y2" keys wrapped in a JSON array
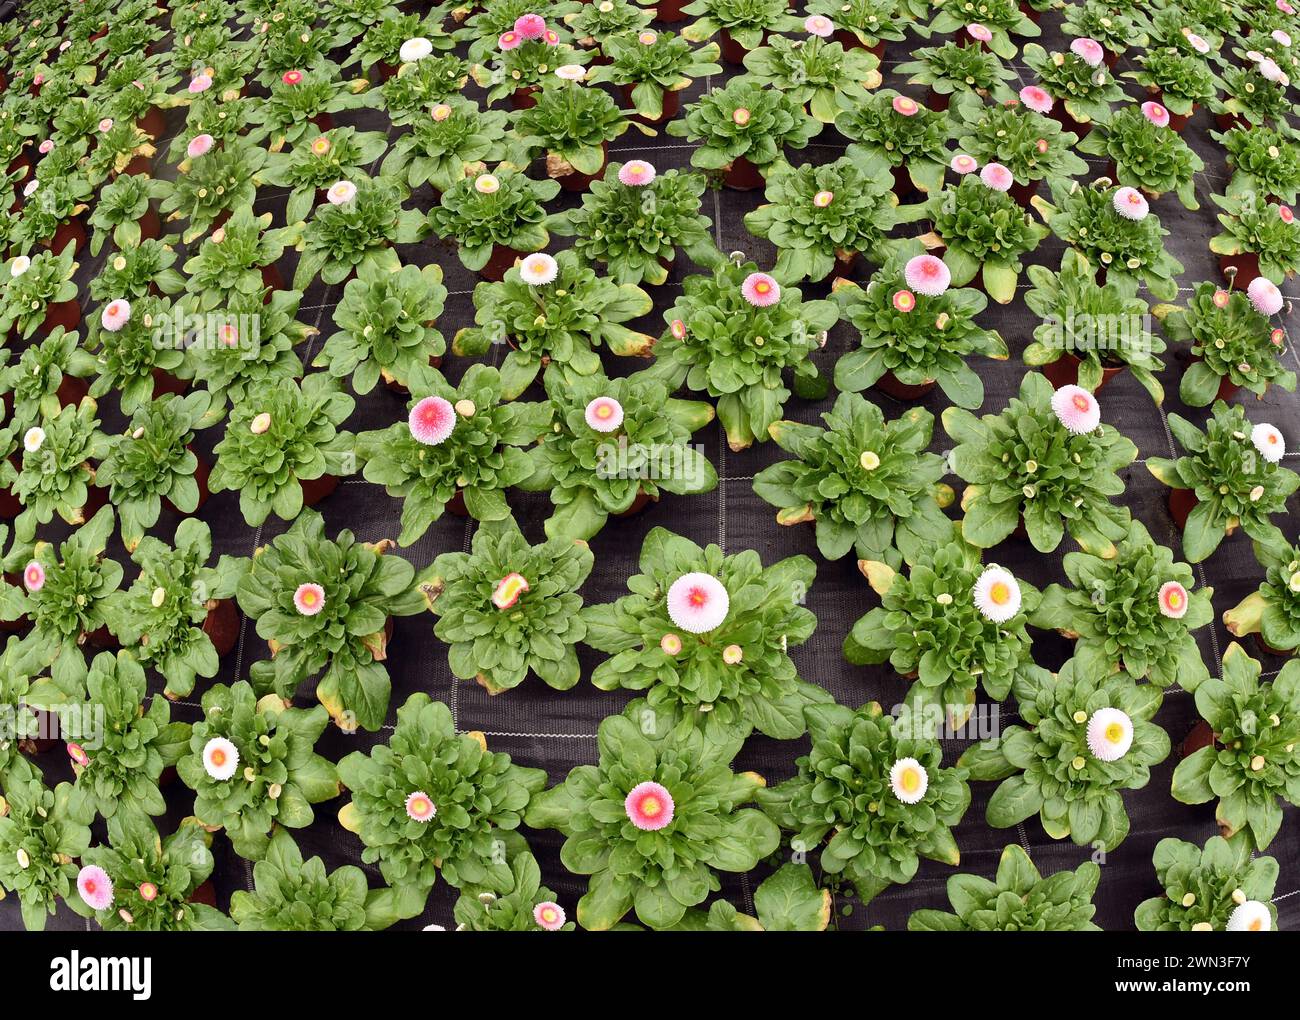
[
  {"x1": 189, "y1": 73, "x2": 212, "y2": 93},
  {"x1": 515, "y1": 14, "x2": 546, "y2": 39},
  {"x1": 1019, "y1": 85, "x2": 1054, "y2": 114},
  {"x1": 409, "y1": 395, "x2": 456, "y2": 446},
  {"x1": 950, "y1": 153, "x2": 978, "y2": 175},
  {"x1": 67, "y1": 742, "x2": 89, "y2": 767},
  {"x1": 813, "y1": 190, "x2": 834, "y2": 207},
  {"x1": 1248, "y1": 276, "x2": 1285, "y2": 316},
  {"x1": 892, "y1": 289, "x2": 917, "y2": 313},
  {"x1": 533, "y1": 901, "x2": 566, "y2": 930},
  {"x1": 431, "y1": 104, "x2": 453, "y2": 122},
  {"x1": 405, "y1": 791, "x2": 437, "y2": 822},
  {"x1": 638, "y1": 30, "x2": 658, "y2": 45},
  {"x1": 1112, "y1": 186, "x2": 1149, "y2": 221},
  {"x1": 98, "y1": 117, "x2": 114, "y2": 132},
  {"x1": 979, "y1": 162, "x2": 1013, "y2": 192},
  {"x1": 1260, "y1": 57, "x2": 1288, "y2": 84},
  {"x1": 281, "y1": 69, "x2": 303, "y2": 86},
  {"x1": 1050, "y1": 384, "x2": 1101, "y2": 434},
  {"x1": 327, "y1": 180, "x2": 357, "y2": 205},
  {"x1": 23, "y1": 560, "x2": 45, "y2": 592},
  {"x1": 499, "y1": 31, "x2": 521, "y2": 50},
  {"x1": 492, "y1": 573, "x2": 531, "y2": 610},
  {"x1": 1141, "y1": 101, "x2": 1170, "y2": 127},
  {"x1": 1070, "y1": 38, "x2": 1105, "y2": 68},
  {"x1": 1271, "y1": 328, "x2": 1286, "y2": 346},
  {"x1": 1035, "y1": 138, "x2": 1049, "y2": 154},
  {"x1": 805, "y1": 14, "x2": 834, "y2": 37},
  {"x1": 904, "y1": 254, "x2": 951, "y2": 296},
  {"x1": 966, "y1": 23, "x2": 993, "y2": 42},
  {"x1": 732, "y1": 107, "x2": 751, "y2": 126},
  {"x1": 584, "y1": 396, "x2": 624, "y2": 432},
  {"x1": 187, "y1": 133, "x2": 214, "y2": 158},
  {"x1": 891, "y1": 95, "x2": 919, "y2": 116},
  {"x1": 519, "y1": 252, "x2": 558, "y2": 285},
  {"x1": 139, "y1": 882, "x2": 158, "y2": 902},
  {"x1": 666, "y1": 572, "x2": 729, "y2": 633},
  {"x1": 1281, "y1": 205, "x2": 1295, "y2": 224},
  {"x1": 1158, "y1": 581, "x2": 1189, "y2": 619},
  {"x1": 1280, "y1": 0, "x2": 1295, "y2": 13},
  {"x1": 1212, "y1": 289, "x2": 1231, "y2": 308},
  {"x1": 741, "y1": 272, "x2": 780, "y2": 307},
  {"x1": 618, "y1": 159, "x2": 656, "y2": 186},
  {"x1": 670, "y1": 319, "x2": 687, "y2": 340},
  {"x1": 101, "y1": 299, "x2": 131, "y2": 332},
  {"x1": 722, "y1": 644, "x2": 743, "y2": 664},
  {"x1": 660, "y1": 633, "x2": 683, "y2": 656},
  {"x1": 624, "y1": 781, "x2": 675, "y2": 831},
  {"x1": 32, "y1": 73, "x2": 44, "y2": 86},
  {"x1": 543, "y1": 29, "x2": 559, "y2": 46},
  {"x1": 77, "y1": 866, "x2": 114, "y2": 911},
  {"x1": 38, "y1": 139, "x2": 53, "y2": 154},
  {"x1": 294, "y1": 582, "x2": 326, "y2": 616}
]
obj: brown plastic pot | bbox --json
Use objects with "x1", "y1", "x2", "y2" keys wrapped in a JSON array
[
  {"x1": 511, "y1": 86, "x2": 540, "y2": 110},
  {"x1": 1049, "y1": 104, "x2": 1092, "y2": 139},
  {"x1": 383, "y1": 355, "x2": 443, "y2": 395},
  {"x1": 152, "y1": 367, "x2": 189, "y2": 398},
  {"x1": 926, "y1": 87, "x2": 951, "y2": 112},
  {"x1": 138, "y1": 205, "x2": 161, "y2": 242},
  {"x1": 875, "y1": 370, "x2": 936, "y2": 399},
  {"x1": 0, "y1": 489, "x2": 20, "y2": 521},
  {"x1": 723, "y1": 155, "x2": 765, "y2": 191},
  {"x1": 616, "y1": 488, "x2": 656, "y2": 518},
  {"x1": 119, "y1": 154, "x2": 152, "y2": 178},
  {"x1": 1007, "y1": 178, "x2": 1039, "y2": 207},
  {"x1": 1103, "y1": 50, "x2": 1120, "y2": 69},
  {"x1": 444, "y1": 489, "x2": 468, "y2": 516},
  {"x1": 555, "y1": 141, "x2": 608, "y2": 193},
  {"x1": 309, "y1": 111, "x2": 334, "y2": 133},
  {"x1": 135, "y1": 106, "x2": 166, "y2": 139},
  {"x1": 202, "y1": 598, "x2": 241, "y2": 658},
  {"x1": 720, "y1": 29, "x2": 765, "y2": 64},
  {"x1": 891, "y1": 163, "x2": 917, "y2": 201},
  {"x1": 1181, "y1": 719, "x2": 1215, "y2": 758},
  {"x1": 1219, "y1": 252, "x2": 1261, "y2": 288},
  {"x1": 1041, "y1": 352, "x2": 1125, "y2": 392},
  {"x1": 260, "y1": 261, "x2": 285, "y2": 299},
  {"x1": 189, "y1": 880, "x2": 218, "y2": 908},
  {"x1": 655, "y1": 0, "x2": 689, "y2": 21},
  {"x1": 1167, "y1": 485, "x2": 1198, "y2": 532},
  {"x1": 49, "y1": 216, "x2": 88, "y2": 257},
  {"x1": 55, "y1": 375, "x2": 89, "y2": 408},
  {"x1": 300, "y1": 473, "x2": 340, "y2": 508},
  {"x1": 41, "y1": 299, "x2": 81, "y2": 336},
  {"x1": 480, "y1": 243, "x2": 523, "y2": 282},
  {"x1": 1019, "y1": 0, "x2": 1042, "y2": 22},
  {"x1": 1216, "y1": 112, "x2": 1246, "y2": 132}
]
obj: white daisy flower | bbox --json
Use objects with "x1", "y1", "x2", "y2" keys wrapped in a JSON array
[
  {"x1": 972, "y1": 566, "x2": 1021, "y2": 623},
  {"x1": 1085, "y1": 707, "x2": 1134, "y2": 761},
  {"x1": 889, "y1": 757, "x2": 929, "y2": 804}
]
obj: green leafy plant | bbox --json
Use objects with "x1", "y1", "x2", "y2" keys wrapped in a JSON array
[
  {"x1": 0, "y1": 327, "x2": 96, "y2": 433},
  {"x1": 525, "y1": 700, "x2": 781, "y2": 929},
  {"x1": 671, "y1": 862, "x2": 832, "y2": 931},
  {"x1": 1172, "y1": 644, "x2": 1300, "y2": 849},
  {"x1": 908, "y1": 843, "x2": 1101, "y2": 930},
  {"x1": 666, "y1": 77, "x2": 821, "y2": 176},
  {"x1": 337, "y1": 693, "x2": 546, "y2": 899},
  {"x1": 177, "y1": 680, "x2": 339, "y2": 860},
  {"x1": 89, "y1": 241, "x2": 185, "y2": 302},
  {"x1": 261, "y1": 126, "x2": 391, "y2": 223},
  {"x1": 419, "y1": 514, "x2": 594, "y2": 694},
  {"x1": 249, "y1": 67, "x2": 373, "y2": 150},
  {"x1": 1209, "y1": 190, "x2": 1300, "y2": 285},
  {"x1": 10, "y1": 174, "x2": 93, "y2": 252},
  {"x1": 511, "y1": 79, "x2": 646, "y2": 181},
  {"x1": 11, "y1": 397, "x2": 110, "y2": 532},
  {"x1": 834, "y1": 88, "x2": 954, "y2": 195},
  {"x1": 741, "y1": 33, "x2": 881, "y2": 123},
  {"x1": 581, "y1": 527, "x2": 827, "y2": 740},
  {"x1": 895, "y1": 40, "x2": 1018, "y2": 104},
  {"x1": 0, "y1": 249, "x2": 78, "y2": 341},
  {"x1": 586, "y1": 30, "x2": 722, "y2": 121},
  {"x1": 1021, "y1": 42, "x2": 1126, "y2": 126},
  {"x1": 159, "y1": 139, "x2": 266, "y2": 244},
  {"x1": 181, "y1": 204, "x2": 304, "y2": 312},
  {"x1": 928, "y1": 0, "x2": 1039, "y2": 58},
  {"x1": 951, "y1": 92, "x2": 1088, "y2": 194},
  {"x1": 757, "y1": 700, "x2": 969, "y2": 904},
  {"x1": 383, "y1": 53, "x2": 472, "y2": 121},
  {"x1": 1214, "y1": 124, "x2": 1300, "y2": 205},
  {"x1": 1225, "y1": 536, "x2": 1300, "y2": 655},
  {"x1": 1146, "y1": 401, "x2": 1300, "y2": 562},
  {"x1": 1078, "y1": 104, "x2": 1203, "y2": 208},
  {"x1": 960, "y1": 658, "x2": 1170, "y2": 849},
  {"x1": 451, "y1": 850, "x2": 575, "y2": 931},
  {"x1": 1210, "y1": 64, "x2": 1295, "y2": 130},
  {"x1": 648, "y1": 259, "x2": 837, "y2": 450},
  {"x1": 1125, "y1": 46, "x2": 1218, "y2": 116},
  {"x1": 454, "y1": 249, "x2": 654, "y2": 398},
  {"x1": 357, "y1": 364, "x2": 550, "y2": 545},
  {"x1": 754, "y1": 393, "x2": 952, "y2": 565},
  {"x1": 379, "y1": 98, "x2": 509, "y2": 193},
  {"x1": 945, "y1": 370, "x2": 1137, "y2": 555},
  {"x1": 0, "y1": 778, "x2": 93, "y2": 930},
  {"x1": 208, "y1": 374, "x2": 356, "y2": 527},
  {"x1": 1135, "y1": 834, "x2": 1279, "y2": 931},
  {"x1": 84, "y1": 120, "x2": 155, "y2": 183},
  {"x1": 294, "y1": 173, "x2": 423, "y2": 288},
  {"x1": 87, "y1": 173, "x2": 169, "y2": 256},
  {"x1": 808, "y1": 0, "x2": 908, "y2": 47},
  {"x1": 679, "y1": 0, "x2": 801, "y2": 50},
  {"x1": 547, "y1": 162, "x2": 720, "y2": 286},
  {"x1": 85, "y1": 294, "x2": 189, "y2": 417},
  {"x1": 565, "y1": 0, "x2": 654, "y2": 51},
  {"x1": 425, "y1": 166, "x2": 559, "y2": 273}
]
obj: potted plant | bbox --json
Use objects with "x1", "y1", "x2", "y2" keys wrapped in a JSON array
[
  {"x1": 77, "y1": 814, "x2": 233, "y2": 930},
  {"x1": 380, "y1": 52, "x2": 472, "y2": 123},
  {"x1": 425, "y1": 166, "x2": 560, "y2": 280},
  {"x1": 908, "y1": 844, "x2": 1101, "y2": 930},
  {"x1": 1035, "y1": 179, "x2": 1185, "y2": 301},
  {"x1": 453, "y1": 249, "x2": 655, "y2": 398},
  {"x1": 525, "y1": 700, "x2": 780, "y2": 929},
  {"x1": 1021, "y1": 250, "x2": 1166, "y2": 398},
  {"x1": 581, "y1": 527, "x2": 827, "y2": 740},
  {"x1": 177, "y1": 680, "x2": 339, "y2": 860},
  {"x1": 960, "y1": 658, "x2": 1170, "y2": 849},
  {"x1": 261, "y1": 126, "x2": 391, "y2": 224},
  {"x1": 314, "y1": 260, "x2": 447, "y2": 395},
  {"x1": 419, "y1": 514, "x2": 594, "y2": 695},
  {"x1": 1213, "y1": 123, "x2": 1300, "y2": 205},
  {"x1": 159, "y1": 138, "x2": 266, "y2": 244},
  {"x1": 671, "y1": 863, "x2": 832, "y2": 931},
  {"x1": 1209, "y1": 191, "x2": 1300, "y2": 286},
  {"x1": 547, "y1": 161, "x2": 720, "y2": 286},
  {"x1": 97, "y1": 392, "x2": 215, "y2": 552},
  {"x1": 11, "y1": 174, "x2": 94, "y2": 256},
  {"x1": 832, "y1": 244, "x2": 1009, "y2": 407},
  {"x1": 945, "y1": 371, "x2": 1137, "y2": 555},
  {"x1": 0, "y1": 326, "x2": 96, "y2": 432},
  {"x1": 231, "y1": 828, "x2": 422, "y2": 931},
  {"x1": 66, "y1": 649, "x2": 190, "y2": 822},
  {"x1": 1021, "y1": 42, "x2": 1125, "y2": 132},
  {"x1": 1172, "y1": 644, "x2": 1300, "y2": 849},
  {"x1": 666, "y1": 77, "x2": 822, "y2": 189},
  {"x1": 208, "y1": 374, "x2": 356, "y2": 526},
  {"x1": 451, "y1": 850, "x2": 575, "y2": 931},
  {"x1": 834, "y1": 89, "x2": 954, "y2": 196},
  {"x1": 110, "y1": 519, "x2": 245, "y2": 701},
  {"x1": 357, "y1": 365, "x2": 549, "y2": 544},
  {"x1": 743, "y1": 155, "x2": 900, "y2": 281},
  {"x1": 1210, "y1": 64, "x2": 1295, "y2": 131},
  {"x1": 585, "y1": 29, "x2": 721, "y2": 123},
  {"x1": 0, "y1": 778, "x2": 93, "y2": 930},
  {"x1": 1077, "y1": 103, "x2": 1203, "y2": 209},
  {"x1": 251, "y1": 68, "x2": 374, "y2": 151},
  {"x1": 1125, "y1": 47, "x2": 1218, "y2": 130},
  {"x1": 346, "y1": 11, "x2": 444, "y2": 76},
  {"x1": 0, "y1": 506, "x2": 122, "y2": 691},
  {"x1": 294, "y1": 173, "x2": 423, "y2": 288},
  {"x1": 902, "y1": 174, "x2": 1051, "y2": 303},
  {"x1": 84, "y1": 119, "x2": 156, "y2": 182},
  {"x1": 1154, "y1": 282, "x2": 1297, "y2": 406},
  {"x1": 565, "y1": 0, "x2": 654, "y2": 55},
  {"x1": 86, "y1": 294, "x2": 190, "y2": 416},
  {"x1": 0, "y1": 249, "x2": 79, "y2": 341},
  {"x1": 337, "y1": 693, "x2": 547, "y2": 899},
  {"x1": 741, "y1": 24, "x2": 882, "y2": 123},
  {"x1": 181, "y1": 204, "x2": 304, "y2": 311},
  {"x1": 87, "y1": 173, "x2": 168, "y2": 257},
  {"x1": 808, "y1": 0, "x2": 908, "y2": 54},
  {"x1": 895, "y1": 39, "x2": 1018, "y2": 110},
  {"x1": 754, "y1": 394, "x2": 953, "y2": 565},
  {"x1": 679, "y1": 0, "x2": 801, "y2": 63},
  {"x1": 1135, "y1": 834, "x2": 1278, "y2": 931},
  {"x1": 165, "y1": 91, "x2": 255, "y2": 165},
  {"x1": 11, "y1": 398, "x2": 110, "y2": 533},
  {"x1": 0, "y1": 633, "x2": 78, "y2": 784},
  {"x1": 379, "y1": 98, "x2": 510, "y2": 193},
  {"x1": 649, "y1": 259, "x2": 836, "y2": 450},
  {"x1": 237, "y1": 509, "x2": 425, "y2": 731},
  {"x1": 1225, "y1": 534, "x2": 1300, "y2": 656},
  {"x1": 1061, "y1": 3, "x2": 1147, "y2": 68},
  {"x1": 757, "y1": 700, "x2": 969, "y2": 904},
  {"x1": 928, "y1": 0, "x2": 1040, "y2": 57},
  {"x1": 89, "y1": 240, "x2": 185, "y2": 302},
  {"x1": 1146, "y1": 401, "x2": 1299, "y2": 562}
]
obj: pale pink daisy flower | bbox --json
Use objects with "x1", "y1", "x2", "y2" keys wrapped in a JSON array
[
  {"x1": 1086, "y1": 708, "x2": 1133, "y2": 761},
  {"x1": 67, "y1": 742, "x2": 89, "y2": 767},
  {"x1": 23, "y1": 560, "x2": 45, "y2": 592},
  {"x1": 1185, "y1": 32, "x2": 1210, "y2": 54},
  {"x1": 98, "y1": 117, "x2": 113, "y2": 132},
  {"x1": 533, "y1": 902, "x2": 566, "y2": 930},
  {"x1": 281, "y1": 69, "x2": 303, "y2": 85},
  {"x1": 555, "y1": 64, "x2": 586, "y2": 80},
  {"x1": 311, "y1": 136, "x2": 332, "y2": 155},
  {"x1": 77, "y1": 866, "x2": 114, "y2": 911},
  {"x1": 666, "y1": 572, "x2": 730, "y2": 633},
  {"x1": 966, "y1": 23, "x2": 993, "y2": 42},
  {"x1": 1272, "y1": 328, "x2": 1287, "y2": 346},
  {"x1": 492, "y1": 573, "x2": 530, "y2": 610},
  {"x1": 32, "y1": 73, "x2": 44, "y2": 86},
  {"x1": 409, "y1": 395, "x2": 456, "y2": 445},
  {"x1": 1050, "y1": 384, "x2": 1101, "y2": 434},
  {"x1": 518, "y1": 252, "x2": 558, "y2": 285},
  {"x1": 139, "y1": 883, "x2": 158, "y2": 902},
  {"x1": 249, "y1": 412, "x2": 272, "y2": 435},
  {"x1": 892, "y1": 95, "x2": 919, "y2": 116},
  {"x1": 405, "y1": 791, "x2": 437, "y2": 822},
  {"x1": 950, "y1": 153, "x2": 978, "y2": 175},
  {"x1": 499, "y1": 31, "x2": 521, "y2": 50},
  {"x1": 889, "y1": 758, "x2": 928, "y2": 804},
  {"x1": 1112, "y1": 186, "x2": 1149, "y2": 221},
  {"x1": 187, "y1": 133, "x2": 214, "y2": 158},
  {"x1": 431, "y1": 104, "x2": 453, "y2": 122},
  {"x1": 474, "y1": 173, "x2": 500, "y2": 194},
  {"x1": 638, "y1": 30, "x2": 658, "y2": 45},
  {"x1": 741, "y1": 272, "x2": 780, "y2": 307},
  {"x1": 22, "y1": 179, "x2": 38, "y2": 198},
  {"x1": 543, "y1": 29, "x2": 560, "y2": 45},
  {"x1": 892, "y1": 289, "x2": 916, "y2": 313},
  {"x1": 1279, "y1": 0, "x2": 1295, "y2": 13},
  {"x1": 294, "y1": 582, "x2": 326, "y2": 616},
  {"x1": 326, "y1": 180, "x2": 357, "y2": 205},
  {"x1": 584, "y1": 396, "x2": 624, "y2": 432},
  {"x1": 979, "y1": 161, "x2": 1013, "y2": 192},
  {"x1": 9, "y1": 255, "x2": 29, "y2": 277},
  {"x1": 23, "y1": 427, "x2": 44, "y2": 453},
  {"x1": 1227, "y1": 901, "x2": 1273, "y2": 931},
  {"x1": 904, "y1": 254, "x2": 951, "y2": 296},
  {"x1": 618, "y1": 159, "x2": 656, "y2": 186},
  {"x1": 1248, "y1": 276, "x2": 1285, "y2": 316},
  {"x1": 660, "y1": 633, "x2": 683, "y2": 656},
  {"x1": 732, "y1": 107, "x2": 751, "y2": 126},
  {"x1": 722, "y1": 644, "x2": 743, "y2": 664},
  {"x1": 813, "y1": 190, "x2": 834, "y2": 207},
  {"x1": 202, "y1": 737, "x2": 239, "y2": 780},
  {"x1": 805, "y1": 14, "x2": 834, "y2": 37},
  {"x1": 188, "y1": 73, "x2": 212, "y2": 93},
  {"x1": 1158, "y1": 580, "x2": 1189, "y2": 619},
  {"x1": 670, "y1": 319, "x2": 687, "y2": 340},
  {"x1": 1260, "y1": 57, "x2": 1288, "y2": 84},
  {"x1": 625, "y1": 781, "x2": 674, "y2": 831},
  {"x1": 1252, "y1": 422, "x2": 1285, "y2": 463},
  {"x1": 38, "y1": 139, "x2": 53, "y2": 154},
  {"x1": 1019, "y1": 85, "x2": 1053, "y2": 113},
  {"x1": 515, "y1": 13, "x2": 546, "y2": 39},
  {"x1": 1070, "y1": 38, "x2": 1105, "y2": 67},
  {"x1": 1141, "y1": 101, "x2": 1170, "y2": 127},
  {"x1": 972, "y1": 566, "x2": 1021, "y2": 623},
  {"x1": 1212, "y1": 289, "x2": 1231, "y2": 308},
  {"x1": 101, "y1": 299, "x2": 131, "y2": 332}
]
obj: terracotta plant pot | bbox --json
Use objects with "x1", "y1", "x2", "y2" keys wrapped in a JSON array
[
  {"x1": 374, "y1": 61, "x2": 398, "y2": 83},
  {"x1": 621, "y1": 84, "x2": 680, "y2": 124},
  {"x1": 119, "y1": 154, "x2": 152, "y2": 178},
  {"x1": 875, "y1": 370, "x2": 936, "y2": 400},
  {"x1": 1181, "y1": 719, "x2": 1215, "y2": 758},
  {"x1": 55, "y1": 375, "x2": 89, "y2": 408},
  {"x1": 202, "y1": 598, "x2": 241, "y2": 658},
  {"x1": 1216, "y1": 112, "x2": 1246, "y2": 132},
  {"x1": 720, "y1": 29, "x2": 763, "y2": 64},
  {"x1": 654, "y1": 0, "x2": 690, "y2": 22},
  {"x1": 82, "y1": 623, "x2": 119, "y2": 651},
  {"x1": 80, "y1": 485, "x2": 110, "y2": 521},
  {"x1": 891, "y1": 163, "x2": 917, "y2": 201},
  {"x1": 1219, "y1": 252, "x2": 1261, "y2": 288},
  {"x1": 1041, "y1": 352, "x2": 1125, "y2": 392},
  {"x1": 723, "y1": 155, "x2": 765, "y2": 190},
  {"x1": 480, "y1": 243, "x2": 523, "y2": 282},
  {"x1": 300, "y1": 473, "x2": 340, "y2": 508},
  {"x1": 554, "y1": 141, "x2": 607, "y2": 193},
  {"x1": 135, "y1": 106, "x2": 166, "y2": 139},
  {"x1": 926, "y1": 87, "x2": 950, "y2": 112},
  {"x1": 138, "y1": 205, "x2": 161, "y2": 242},
  {"x1": 833, "y1": 29, "x2": 862, "y2": 49},
  {"x1": 616, "y1": 488, "x2": 657, "y2": 517},
  {"x1": 0, "y1": 488, "x2": 21, "y2": 521},
  {"x1": 1167, "y1": 485, "x2": 1198, "y2": 532},
  {"x1": 383, "y1": 355, "x2": 443, "y2": 396},
  {"x1": 152, "y1": 367, "x2": 189, "y2": 398},
  {"x1": 309, "y1": 111, "x2": 334, "y2": 133},
  {"x1": 260, "y1": 261, "x2": 285, "y2": 298},
  {"x1": 42, "y1": 299, "x2": 81, "y2": 335},
  {"x1": 1256, "y1": 633, "x2": 1295, "y2": 658},
  {"x1": 1019, "y1": 0, "x2": 1041, "y2": 22},
  {"x1": 511, "y1": 86, "x2": 540, "y2": 110},
  {"x1": 444, "y1": 489, "x2": 468, "y2": 516},
  {"x1": 1103, "y1": 50, "x2": 1120, "y2": 70},
  {"x1": 49, "y1": 216, "x2": 88, "y2": 257},
  {"x1": 190, "y1": 880, "x2": 218, "y2": 908},
  {"x1": 1049, "y1": 104, "x2": 1092, "y2": 139}
]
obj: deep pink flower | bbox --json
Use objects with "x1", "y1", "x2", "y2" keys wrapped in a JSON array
[
  {"x1": 514, "y1": 14, "x2": 546, "y2": 39},
  {"x1": 904, "y1": 254, "x2": 951, "y2": 296},
  {"x1": 741, "y1": 272, "x2": 780, "y2": 307},
  {"x1": 77, "y1": 866, "x2": 114, "y2": 911},
  {"x1": 1019, "y1": 85, "x2": 1053, "y2": 114},
  {"x1": 409, "y1": 395, "x2": 456, "y2": 445},
  {"x1": 625, "y1": 781, "x2": 675, "y2": 831}
]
